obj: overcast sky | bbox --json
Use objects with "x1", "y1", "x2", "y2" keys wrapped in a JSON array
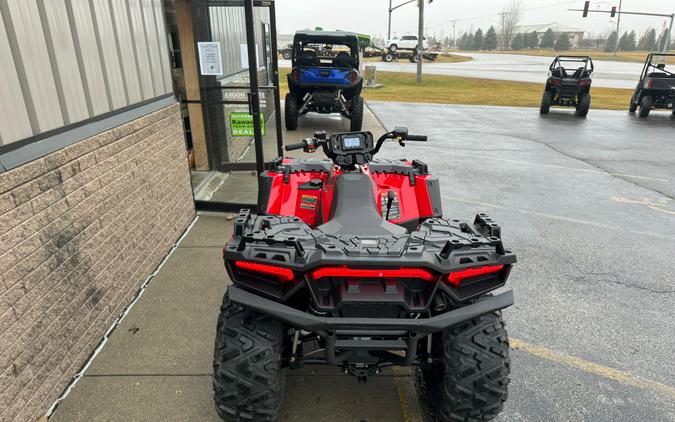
[{"x1": 275, "y1": 0, "x2": 673, "y2": 39}]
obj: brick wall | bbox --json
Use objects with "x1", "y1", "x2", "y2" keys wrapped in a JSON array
[{"x1": 0, "y1": 103, "x2": 195, "y2": 421}]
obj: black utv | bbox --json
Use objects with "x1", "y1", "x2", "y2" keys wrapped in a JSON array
[
  {"x1": 540, "y1": 55, "x2": 593, "y2": 117},
  {"x1": 629, "y1": 53, "x2": 675, "y2": 118},
  {"x1": 285, "y1": 30, "x2": 364, "y2": 131}
]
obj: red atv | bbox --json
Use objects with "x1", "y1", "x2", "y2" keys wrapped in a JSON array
[{"x1": 213, "y1": 128, "x2": 516, "y2": 422}]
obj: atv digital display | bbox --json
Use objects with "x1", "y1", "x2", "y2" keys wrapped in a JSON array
[{"x1": 342, "y1": 136, "x2": 363, "y2": 150}]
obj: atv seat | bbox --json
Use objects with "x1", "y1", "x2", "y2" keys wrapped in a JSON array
[
  {"x1": 298, "y1": 50, "x2": 320, "y2": 67},
  {"x1": 333, "y1": 52, "x2": 352, "y2": 68},
  {"x1": 318, "y1": 172, "x2": 407, "y2": 236},
  {"x1": 551, "y1": 68, "x2": 567, "y2": 78},
  {"x1": 571, "y1": 67, "x2": 588, "y2": 79}
]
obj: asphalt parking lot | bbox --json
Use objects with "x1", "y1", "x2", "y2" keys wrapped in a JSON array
[
  {"x1": 50, "y1": 102, "x2": 674, "y2": 422},
  {"x1": 369, "y1": 101, "x2": 675, "y2": 421}
]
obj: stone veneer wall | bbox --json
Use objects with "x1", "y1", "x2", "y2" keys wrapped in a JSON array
[{"x1": 0, "y1": 102, "x2": 195, "y2": 421}]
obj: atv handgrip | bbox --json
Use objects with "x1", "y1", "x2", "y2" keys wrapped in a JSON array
[
  {"x1": 406, "y1": 134, "x2": 427, "y2": 142},
  {"x1": 285, "y1": 142, "x2": 305, "y2": 151}
]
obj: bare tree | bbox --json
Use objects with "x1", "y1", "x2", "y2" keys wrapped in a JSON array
[{"x1": 498, "y1": 0, "x2": 524, "y2": 50}]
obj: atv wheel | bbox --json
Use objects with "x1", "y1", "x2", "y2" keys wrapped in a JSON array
[
  {"x1": 383, "y1": 53, "x2": 395, "y2": 62},
  {"x1": 281, "y1": 50, "x2": 291, "y2": 60},
  {"x1": 628, "y1": 94, "x2": 638, "y2": 113},
  {"x1": 575, "y1": 93, "x2": 591, "y2": 117},
  {"x1": 213, "y1": 294, "x2": 286, "y2": 422},
  {"x1": 389, "y1": 44, "x2": 398, "y2": 52},
  {"x1": 284, "y1": 94, "x2": 298, "y2": 130},
  {"x1": 350, "y1": 96, "x2": 364, "y2": 131},
  {"x1": 639, "y1": 96, "x2": 652, "y2": 118},
  {"x1": 417, "y1": 299, "x2": 510, "y2": 422},
  {"x1": 540, "y1": 92, "x2": 551, "y2": 114},
  {"x1": 409, "y1": 53, "x2": 419, "y2": 63}
]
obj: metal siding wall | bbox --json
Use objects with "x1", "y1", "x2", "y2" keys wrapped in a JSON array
[
  {"x1": 0, "y1": 0, "x2": 173, "y2": 147},
  {"x1": 109, "y1": 0, "x2": 142, "y2": 104},
  {"x1": 4, "y1": 0, "x2": 64, "y2": 133},
  {"x1": 91, "y1": 0, "x2": 127, "y2": 109},
  {"x1": 141, "y1": 0, "x2": 165, "y2": 96},
  {"x1": 41, "y1": 0, "x2": 89, "y2": 124},
  {"x1": 69, "y1": 0, "x2": 110, "y2": 115},
  {"x1": 0, "y1": 12, "x2": 32, "y2": 143},
  {"x1": 152, "y1": 0, "x2": 172, "y2": 93},
  {"x1": 128, "y1": 0, "x2": 155, "y2": 99}
]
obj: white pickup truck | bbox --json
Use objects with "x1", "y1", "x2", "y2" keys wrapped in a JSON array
[{"x1": 386, "y1": 35, "x2": 428, "y2": 52}]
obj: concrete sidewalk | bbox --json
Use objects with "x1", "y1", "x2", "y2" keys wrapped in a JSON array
[
  {"x1": 49, "y1": 214, "x2": 421, "y2": 422},
  {"x1": 49, "y1": 106, "x2": 422, "y2": 422}
]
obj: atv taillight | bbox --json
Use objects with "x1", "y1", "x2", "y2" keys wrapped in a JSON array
[
  {"x1": 292, "y1": 68, "x2": 300, "y2": 81},
  {"x1": 447, "y1": 265, "x2": 504, "y2": 287},
  {"x1": 349, "y1": 70, "x2": 358, "y2": 83},
  {"x1": 644, "y1": 79, "x2": 654, "y2": 89},
  {"x1": 579, "y1": 79, "x2": 591, "y2": 87},
  {"x1": 235, "y1": 261, "x2": 294, "y2": 282},
  {"x1": 311, "y1": 266, "x2": 434, "y2": 281},
  {"x1": 550, "y1": 79, "x2": 561, "y2": 86}
]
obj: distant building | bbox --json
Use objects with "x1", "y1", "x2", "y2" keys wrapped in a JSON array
[{"x1": 515, "y1": 22, "x2": 585, "y2": 48}]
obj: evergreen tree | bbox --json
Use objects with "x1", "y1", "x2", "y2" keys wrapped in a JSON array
[
  {"x1": 540, "y1": 28, "x2": 555, "y2": 49},
  {"x1": 472, "y1": 29, "x2": 484, "y2": 50},
  {"x1": 553, "y1": 33, "x2": 571, "y2": 51},
  {"x1": 464, "y1": 34, "x2": 474, "y2": 51},
  {"x1": 483, "y1": 26, "x2": 498, "y2": 50},
  {"x1": 525, "y1": 31, "x2": 539, "y2": 49},
  {"x1": 604, "y1": 31, "x2": 618, "y2": 52},
  {"x1": 443, "y1": 36, "x2": 451, "y2": 49},
  {"x1": 638, "y1": 28, "x2": 657, "y2": 51},
  {"x1": 511, "y1": 33, "x2": 525, "y2": 50},
  {"x1": 619, "y1": 30, "x2": 636, "y2": 51}
]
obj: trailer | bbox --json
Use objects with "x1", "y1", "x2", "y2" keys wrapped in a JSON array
[{"x1": 381, "y1": 48, "x2": 438, "y2": 63}]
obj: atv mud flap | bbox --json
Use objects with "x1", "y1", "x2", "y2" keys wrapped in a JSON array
[{"x1": 228, "y1": 286, "x2": 513, "y2": 365}]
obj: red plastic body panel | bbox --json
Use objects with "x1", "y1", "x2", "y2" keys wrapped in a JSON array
[{"x1": 263, "y1": 159, "x2": 436, "y2": 228}]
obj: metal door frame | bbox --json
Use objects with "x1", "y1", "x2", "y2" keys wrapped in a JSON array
[{"x1": 187, "y1": 0, "x2": 283, "y2": 212}]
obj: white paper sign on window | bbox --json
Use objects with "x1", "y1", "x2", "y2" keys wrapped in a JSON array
[
  {"x1": 240, "y1": 44, "x2": 260, "y2": 69},
  {"x1": 198, "y1": 42, "x2": 223, "y2": 75}
]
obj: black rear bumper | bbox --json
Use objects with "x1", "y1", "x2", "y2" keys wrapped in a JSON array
[{"x1": 228, "y1": 285, "x2": 513, "y2": 334}]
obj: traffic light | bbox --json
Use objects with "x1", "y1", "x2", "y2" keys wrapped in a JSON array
[
  {"x1": 610, "y1": 6, "x2": 616, "y2": 17},
  {"x1": 582, "y1": 1, "x2": 590, "y2": 17}
]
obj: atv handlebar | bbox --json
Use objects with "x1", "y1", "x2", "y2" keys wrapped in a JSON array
[
  {"x1": 406, "y1": 134, "x2": 427, "y2": 142},
  {"x1": 284, "y1": 142, "x2": 306, "y2": 151},
  {"x1": 283, "y1": 127, "x2": 427, "y2": 168}
]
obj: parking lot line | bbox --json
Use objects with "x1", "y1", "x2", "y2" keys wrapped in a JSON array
[
  {"x1": 511, "y1": 338, "x2": 675, "y2": 400},
  {"x1": 441, "y1": 195, "x2": 675, "y2": 241}
]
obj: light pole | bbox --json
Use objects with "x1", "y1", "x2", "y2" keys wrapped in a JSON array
[
  {"x1": 417, "y1": 0, "x2": 424, "y2": 82},
  {"x1": 572, "y1": 4, "x2": 674, "y2": 53},
  {"x1": 613, "y1": 0, "x2": 622, "y2": 56},
  {"x1": 387, "y1": 0, "x2": 417, "y2": 41}
]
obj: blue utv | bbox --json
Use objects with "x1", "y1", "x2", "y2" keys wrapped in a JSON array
[{"x1": 285, "y1": 30, "x2": 364, "y2": 131}]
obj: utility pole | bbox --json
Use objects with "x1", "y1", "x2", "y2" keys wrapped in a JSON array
[
  {"x1": 613, "y1": 0, "x2": 622, "y2": 56},
  {"x1": 665, "y1": 15, "x2": 674, "y2": 52},
  {"x1": 498, "y1": 11, "x2": 507, "y2": 50},
  {"x1": 417, "y1": 0, "x2": 424, "y2": 82},
  {"x1": 452, "y1": 20, "x2": 456, "y2": 48}
]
